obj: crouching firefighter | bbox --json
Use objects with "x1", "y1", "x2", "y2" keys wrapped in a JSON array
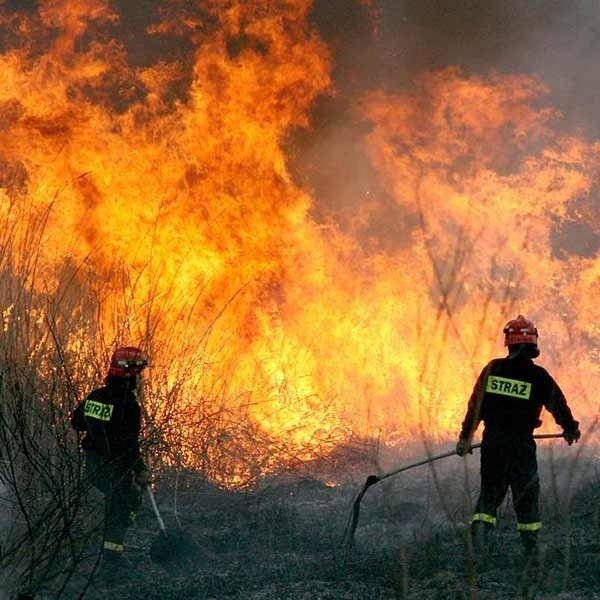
[
  {"x1": 456, "y1": 316, "x2": 580, "y2": 554},
  {"x1": 72, "y1": 347, "x2": 152, "y2": 568}
]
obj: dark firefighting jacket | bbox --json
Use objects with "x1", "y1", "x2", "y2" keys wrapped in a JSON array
[
  {"x1": 72, "y1": 378, "x2": 143, "y2": 470},
  {"x1": 460, "y1": 356, "x2": 578, "y2": 439}
]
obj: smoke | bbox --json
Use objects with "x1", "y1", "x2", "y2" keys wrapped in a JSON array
[
  {"x1": 1, "y1": 0, "x2": 598, "y2": 448},
  {"x1": 289, "y1": 0, "x2": 600, "y2": 257},
  {"x1": 308, "y1": 0, "x2": 600, "y2": 125}
]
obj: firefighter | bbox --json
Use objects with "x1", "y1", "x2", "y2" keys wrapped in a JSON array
[
  {"x1": 72, "y1": 347, "x2": 152, "y2": 571},
  {"x1": 456, "y1": 315, "x2": 580, "y2": 554}
]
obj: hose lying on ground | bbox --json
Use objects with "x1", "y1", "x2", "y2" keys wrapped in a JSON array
[{"x1": 343, "y1": 432, "x2": 564, "y2": 549}]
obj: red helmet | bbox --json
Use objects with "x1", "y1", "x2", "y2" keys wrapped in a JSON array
[
  {"x1": 107, "y1": 346, "x2": 148, "y2": 379},
  {"x1": 503, "y1": 315, "x2": 538, "y2": 346}
]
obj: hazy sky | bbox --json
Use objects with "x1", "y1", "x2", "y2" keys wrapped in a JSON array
[
  {"x1": 289, "y1": 1, "x2": 600, "y2": 254},
  {"x1": 311, "y1": 1, "x2": 600, "y2": 132}
]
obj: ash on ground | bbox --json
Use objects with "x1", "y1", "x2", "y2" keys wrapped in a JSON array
[{"x1": 34, "y1": 444, "x2": 600, "y2": 599}]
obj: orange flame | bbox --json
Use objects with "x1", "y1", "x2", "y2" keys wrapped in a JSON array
[{"x1": 1, "y1": 3, "x2": 599, "y2": 478}]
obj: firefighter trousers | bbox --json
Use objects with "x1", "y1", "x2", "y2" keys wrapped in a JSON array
[
  {"x1": 85, "y1": 451, "x2": 142, "y2": 553},
  {"x1": 472, "y1": 431, "x2": 541, "y2": 547}
]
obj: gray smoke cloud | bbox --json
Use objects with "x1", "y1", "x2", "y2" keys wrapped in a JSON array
[
  {"x1": 288, "y1": 0, "x2": 600, "y2": 256},
  {"x1": 309, "y1": 1, "x2": 600, "y2": 131}
]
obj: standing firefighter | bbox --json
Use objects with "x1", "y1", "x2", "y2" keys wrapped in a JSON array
[
  {"x1": 72, "y1": 347, "x2": 152, "y2": 570},
  {"x1": 456, "y1": 316, "x2": 580, "y2": 554}
]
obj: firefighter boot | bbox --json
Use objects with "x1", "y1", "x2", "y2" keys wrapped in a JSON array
[
  {"x1": 96, "y1": 548, "x2": 132, "y2": 584},
  {"x1": 471, "y1": 520, "x2": 494, "y2": 554},
  {"x1": 520, "y1": 530, "x2": 538, "y2": 557}
]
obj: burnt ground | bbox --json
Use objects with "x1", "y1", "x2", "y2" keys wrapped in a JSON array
[{"x1": 31, "y1": 447, "x2": 600, "y2": 599}]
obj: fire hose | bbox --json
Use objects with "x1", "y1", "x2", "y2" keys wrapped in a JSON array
[{"x1": 343, "y1": 432, "x2": 565, "y2": 548}]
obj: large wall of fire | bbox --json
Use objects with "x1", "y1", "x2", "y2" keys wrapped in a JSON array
[{"x1": 0, "y1": 1, "x2": 598, "y2": 452}]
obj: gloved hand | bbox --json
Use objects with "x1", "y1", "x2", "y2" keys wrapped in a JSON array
[
  {"x1": 134, "y1": 465, "x2": 152, "y2": 487},
  {"x1": 563, "y1": 426, "x2": 581, "y2": 445},
  {"x1": 456, "y1": 436, "x2": 473, "y2": 457}
]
